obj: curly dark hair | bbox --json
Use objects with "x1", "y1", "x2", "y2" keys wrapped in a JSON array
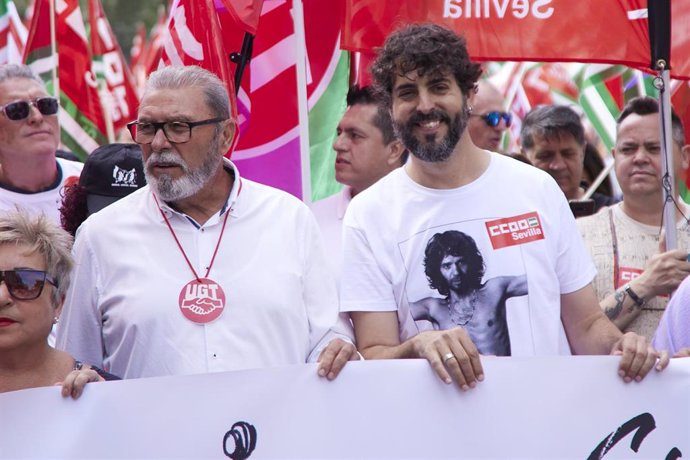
[
  {"x1": 424, "y1": 230, "x2": 485, "y2": 297},
  {"x1": 60, "y1": 181, "x2": 89, "y2": 237},
  {"x1": 370, "y1": 23, "x2": 483, "y2": 107}
]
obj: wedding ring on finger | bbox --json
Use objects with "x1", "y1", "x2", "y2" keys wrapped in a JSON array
[{"x1": 443, "y1": 352, "x2": 455, "y2": 363}]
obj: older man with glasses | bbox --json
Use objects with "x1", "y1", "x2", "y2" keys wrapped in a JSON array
[
  {"x1": 56, "y1": 65, "x2": 357, "y2": 380},
  {"x1": 0, "y1": 64, "x2": 82, "y2": 225}
]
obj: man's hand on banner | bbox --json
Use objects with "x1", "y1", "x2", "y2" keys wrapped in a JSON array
[
  {"x1": 317, "y1": 339, "x2": 360, "y2": 381},
  {"x1": 411, "y1": 328, "x2": 484, "y2": 392},
  {"x1": 610, "y1": 332, "x2": 669, "y2": 382}
]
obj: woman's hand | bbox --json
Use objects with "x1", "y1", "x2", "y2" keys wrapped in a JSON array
[{"x1": 57, "y1": 366, "x2": 104, "y2": 399}]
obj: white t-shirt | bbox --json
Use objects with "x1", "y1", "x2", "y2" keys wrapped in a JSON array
[
  {"x1": 340, "y1": 153, "x2": 596, "y2": 356},
  {"x1": 56, "y1": 161, "x2": 352, "y2": 379},
  {"x1": 309, "y1": 186, "x2": 353, "y2": 283},
  {"x1": 0, "y1": 157, "x2": 83, "y2": 224}
]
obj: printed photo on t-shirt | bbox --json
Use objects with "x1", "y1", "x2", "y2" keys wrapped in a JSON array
[{"x1": 399, "y1": 219, "x2": 529, "y2": 356}]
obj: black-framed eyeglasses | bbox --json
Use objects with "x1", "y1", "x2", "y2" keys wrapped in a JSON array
[
  {"x1": 472, "y1": 111, "x2": 512, "y2": 128},
  {"x1": 0, "y1": 269, "x2": 57, "y2": 301},
  {"x1": 126, "y1": 118, "x2": 227, "y2": 144},
  {"x1": 0, "y1": 97, "x2": 59, "y2": 121}
]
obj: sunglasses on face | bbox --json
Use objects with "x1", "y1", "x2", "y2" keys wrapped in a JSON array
[
  {"x1": 474, "y1": 111, "x2": 512, "y2": 128},
  {"x1": 0, "y1": 269, "x2": 57, "y2": 301},
  {"x1": 0, "y1": 97, "x2": 59, "y2": 121}
]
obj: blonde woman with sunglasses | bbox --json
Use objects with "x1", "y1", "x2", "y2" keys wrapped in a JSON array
[{"x1": 0, "y1": 210, "x2": 117, "y2": 398}]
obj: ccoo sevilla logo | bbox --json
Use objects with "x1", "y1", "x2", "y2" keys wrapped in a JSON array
[
  {"x1": 486, "y1": 212, "x2": 545, "y2": 249},
  {"x1": 178, "y1": 278, "x2": 226, "y2": 324}
]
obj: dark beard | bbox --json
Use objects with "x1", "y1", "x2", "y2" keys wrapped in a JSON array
[{"x1": 395, "y1": 105, "x2": 470, "y2": 163}]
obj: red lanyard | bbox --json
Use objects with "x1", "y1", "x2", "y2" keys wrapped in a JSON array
[{"x1": 152, "y1": 180, "x2": 242, "y2": 282}]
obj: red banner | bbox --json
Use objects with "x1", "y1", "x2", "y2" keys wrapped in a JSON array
[{"x1": 342, "y1": 0, "x2": 690, "y2": 80}]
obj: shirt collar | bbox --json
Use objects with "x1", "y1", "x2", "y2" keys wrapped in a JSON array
[{"x1": 337, "y1": 186, "x2": 353, "y2": 219}]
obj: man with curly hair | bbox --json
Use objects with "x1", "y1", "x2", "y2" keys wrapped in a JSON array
[
  {"x1": 339, "y1": 23, "x2": 667, "y2": 391},
  {"x1": 411, "y1": 230, "x2": 527, "y2": 356}
]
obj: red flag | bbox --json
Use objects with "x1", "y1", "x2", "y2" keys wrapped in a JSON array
[
  {"x1": 340, "y1": 0, "x2": 690, "y2": 80},
  {"x1": 160, "y1": 0, "x2": 238, "y2": 148},
  {"x1": 88, "y1": 0, "x2": 140, "y2": 132},
  {"x1": 142, "y1": 6, "x2": 167, "y2": 78},
  {"x1": 216, "y1": 0, "x2": 263, "y2": 35},
  {"x1": 129, "y1": 22, "x2": 146, "y2": 70},
  {"x1": 23, "y1": 0, "x2": 108, "y2": 159},
  {"x1": 0, "y1": 0, "x2": 28, "y2": 64}
]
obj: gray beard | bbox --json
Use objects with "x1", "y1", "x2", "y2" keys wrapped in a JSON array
[{"x1": 145, "y1": 138, "x2": 222, "y2": 202}]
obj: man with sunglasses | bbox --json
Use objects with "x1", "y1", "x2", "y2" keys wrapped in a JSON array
[
  {"x1": 467, "y1": 80, "x2": 512, "y2": 152},
  {"x1": 0, "y1": 64, "x2": 82, "y2": 226},
  {"x1": 57, "y1": 65, "x2": 357, "y2": 380}
]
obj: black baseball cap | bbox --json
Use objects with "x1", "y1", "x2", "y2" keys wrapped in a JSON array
[{"x1": 80, "y1": 143, "x2": 146, "y2": 215}]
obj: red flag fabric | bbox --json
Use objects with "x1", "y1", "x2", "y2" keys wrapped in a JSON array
[
  {"x1": 88, "y1": 0, "x2": 140, "y2": 132},
  {"x1": 341, "y1": 0, "x2": 690, "y2": 80},
  {"x1": 23, "y1": 0, "x2": 108, "y2": 159},
  {"x1": 0, "y1": 0, "x2": 28, "y2": 64},
  {"x1": 142, "y1": 6, "x2": 167, "y2": 78},
  {"x1": 130, "y1": 22, "x2": 146, "y2": 70},
  {"x1": 160, "y1": 0, "x2": 238, "y2": 148},
  {"x1": 216, "y1": 0, "x2": 263, "y2": 35}
]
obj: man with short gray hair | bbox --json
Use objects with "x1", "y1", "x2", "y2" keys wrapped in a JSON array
[
  {"x1": 57, "y1": 65, "x2": 357, "y2": 380},
  {"x1": 0, "y1": 64, "x2": 82, "y2": 224}
]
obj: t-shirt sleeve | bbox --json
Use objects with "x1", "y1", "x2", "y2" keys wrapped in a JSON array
[
  {"x1": 552, "y1": 184, "x2": 597, "y2": 294},
  {"x1": 339, "y1": 208, "x2": 397, "y2": 313}
]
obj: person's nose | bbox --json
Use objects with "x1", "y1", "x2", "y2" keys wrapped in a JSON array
[
  {"x1": 150, "y1": 126, "x2": 172, "y2": 152},
  {"x1": 0, "y1": 279, "x2": 13, "y2": 307},
  {"x1": 332, "y1": 132, "x2": 348, "y2": 153},
  {"x1": 632, "y1": 147, "x2": 650, "y2": 164},
  {"x1": 417, "y1": 90, "x2": 436, "y2": 113},
  {"x1": 26, "y1": 102, "x2": 44, "y2": 124},
  {"x1": 549, "y1": 153, "x2": 566, "y2": 171}
]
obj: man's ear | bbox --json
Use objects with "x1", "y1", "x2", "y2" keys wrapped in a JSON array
[
  {"x1": 682, "y1": 144, "x2": 690, "y2": 170},
  {"x1": 467, "y1": 87, "x2": 478, "y2": 108},
  {"x1": 386, "y1": 140, "x2": 406, "y2": 167},
  {"x1": 220, "y1": 120, "x2": 237, "y2": 152}
]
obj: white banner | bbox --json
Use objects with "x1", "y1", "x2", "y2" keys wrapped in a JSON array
[{"x1": 0, "y1": 357, "x2": 688, "y2": 459}]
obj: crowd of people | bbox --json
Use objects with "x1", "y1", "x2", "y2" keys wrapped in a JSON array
[{"x1": 1, "y1": 23, "x2": 688, "y2": 403}]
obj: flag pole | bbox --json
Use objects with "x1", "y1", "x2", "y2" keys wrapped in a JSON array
[
  {"x1": 49, "y1": 0, "x2": 57, "y2": 97},
  {"x1": 292, "y1": 0, "x2": 312, "y2": 204},
  {"x1": 648, "y1": 0, "x2": 676, "y2": 251},
  {"x1": 231, "y1": 32, "x2": 254, "y2": 96}
]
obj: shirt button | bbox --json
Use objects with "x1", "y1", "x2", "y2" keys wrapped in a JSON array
[{"x1": 201, "y1": 228, "x2": 205, "y2": 232}]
